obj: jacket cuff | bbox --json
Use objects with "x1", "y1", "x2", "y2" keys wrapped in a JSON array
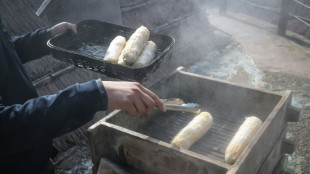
[
  {"x1": 95, "y1": 78, "x2": 108, "y2": 110},
  {"x1": 46, "y1": 28, "x2": 52, "y2": 39}
]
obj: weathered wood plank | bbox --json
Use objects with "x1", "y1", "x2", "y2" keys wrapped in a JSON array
[
  {"x1": 36, "y1": 0, "x2": 53, "y2": 17},
  {"x1": 257, "y1": 129, "x2": 286, "y2": 174},
  {"x1": 97, "y1": 158, "x2": 130, "y2": 174},
  {"x1": 277, "y1": 0, "x2": 290, "y2": 36},
  {"x1": 88, "y1": 121, "x2": 230, "y2": 174}
]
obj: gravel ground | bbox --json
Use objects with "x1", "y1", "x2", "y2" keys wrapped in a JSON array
[
  {"x1": 54, "y1": 145, "x2": 93, "y2": 174},
  {"x1": 262, "y1": 71, "x2": 310, "y2": 174}
]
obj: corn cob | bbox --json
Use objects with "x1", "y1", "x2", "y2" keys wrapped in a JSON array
[
  {"x1": 132, "y1": 41, "x2": 156, "y2": 68},
  {"x1": 225, "y1": 116, "x2": 262, "y2": 165},
  {"x1": 103, "y1": 36, "x2": 126, "y2": 63},
  {"x1": 120, "y1": 26, "x2": 150, "y2": 65},
  {"x1": 117, "y1": 54, "x2": 127, "y2": 65},
  {"x1": 171, "y1": 112, "x2": 213, "y2": 149}
]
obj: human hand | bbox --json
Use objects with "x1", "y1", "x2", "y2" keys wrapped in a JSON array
[
  {"x1": 102, "y1": 81, "x2": 166, "y2": 116},
  {"x1": 50, "y1": 22, "x2": 77, "y2": 37}
]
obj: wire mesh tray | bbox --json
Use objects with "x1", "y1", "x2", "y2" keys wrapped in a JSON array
[{"x1": 47, "y1": 20, "x2": 175, "y2": 82}]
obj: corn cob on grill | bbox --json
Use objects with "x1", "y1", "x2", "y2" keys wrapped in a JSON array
[
  {"x1": 225, "y1": 116, "x2": 262, "y2": 164},
  {"x1": 171, "y1": 112, "x2": 213, "y2": 149}
]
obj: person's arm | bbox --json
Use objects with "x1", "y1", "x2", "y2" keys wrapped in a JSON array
[
  {"x1": 0, "y1": 79, "x2": 107, "y2": 156},
  {"x1": 0, "y1": 80, "x2": 165, "y2": 156},
  {"x1": 103, "y1": 81, "x2": 166, "y2": 116},
  {"x1": 13, "y1": 22, "x2": 77, "y2": 63},
  {"x1": 12, "y1": 29, "x2": 51, "y2": 63}
]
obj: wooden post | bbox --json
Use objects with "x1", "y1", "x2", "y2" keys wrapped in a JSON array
[
  {"x1": 277, "y1": 0, "x2": 290, "y2": 36},
  {"x1": 220, "y1": 0, "x2": 227, "y2": 16}
]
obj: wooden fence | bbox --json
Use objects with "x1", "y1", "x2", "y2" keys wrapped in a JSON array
[{"x1": 220, "y1": 0, "x2": 310, "y2": 37}]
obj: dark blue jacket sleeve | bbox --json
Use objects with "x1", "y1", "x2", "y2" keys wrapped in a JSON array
[
  {"x1": 12, "y1": 29, "x2": 51, "y2": 64},
  {"x1": 0, "y1": 79, "x2": 108, "y2": 156}
]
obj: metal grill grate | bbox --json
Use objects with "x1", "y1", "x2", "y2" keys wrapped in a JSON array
[{"x1": 107, "y1": 109, "x2": 246, "y2": 163}]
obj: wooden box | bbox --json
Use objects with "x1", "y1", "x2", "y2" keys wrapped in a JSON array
[{"x1": 88, "y1": 67, "x2": 298, "y2": 174}]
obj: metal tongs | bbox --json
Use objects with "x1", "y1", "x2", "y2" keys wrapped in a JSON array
[{"x1": 160, "y1": 98, "x2": 202, "y2": 114}]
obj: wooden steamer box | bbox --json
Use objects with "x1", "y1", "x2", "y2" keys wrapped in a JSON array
[{"x1": 88, "y1": 67, "x2": 299, "y2": 174}]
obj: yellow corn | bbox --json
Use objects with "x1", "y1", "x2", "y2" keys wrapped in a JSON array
[
  {"x1": 132, "y1": 41, "x2": 156, "y2": 68},
  {"x1": 104, "y1": 36, "x2": 126, "y2": 63},
  {"x1": 225, "y1": 116, "x2": 262, "y2": 165},
  {"x1": 171, "y1": 112, "x2": 213, "y2": 149},
  {"x1": 120, "y1": 26, "x2": 150, "y2": 65}
]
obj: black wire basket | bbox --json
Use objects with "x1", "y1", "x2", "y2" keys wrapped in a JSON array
[{"x1": 47, "y1": 20, "x2": 175, "y2": 82}]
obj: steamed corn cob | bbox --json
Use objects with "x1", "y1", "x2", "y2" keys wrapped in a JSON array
[
  {"x1": 171, "y1": 112, "x2": 213, "y2": 149},
  {"x1": 225, "y1": 116, "x2": 262, "y2": 165},
  {"x1": 120, "y1": 26, "x2": 150, "y2": 65},
  {"x1": 132, "y1": 41, "x2": 156, "y2": 68},
  {"x1": 117, "y1": 54, "x2": 127, "y2": 65},
  {"x1": 104, "y1": 36, "x2": 126, "y2": 63}
]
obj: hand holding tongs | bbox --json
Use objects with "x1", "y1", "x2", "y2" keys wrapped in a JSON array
[{"x1": 159, "y1": 98, "x2": 202, "y2": 114}]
